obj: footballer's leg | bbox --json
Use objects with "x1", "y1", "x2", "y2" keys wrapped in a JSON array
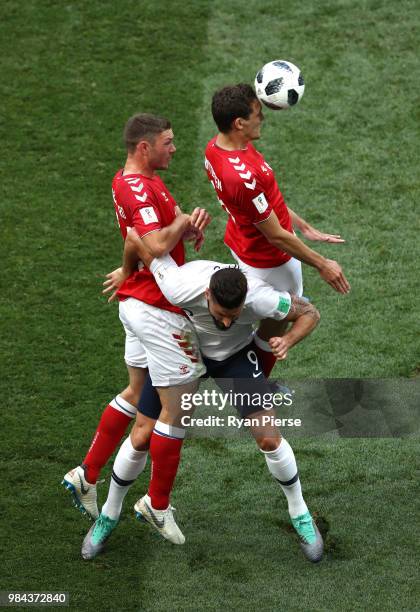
[
  {"x1": 62, "y1": 378, "x2": 142, "y2": 519},
  {"x1": 81, "y1": 367, "x2": 146, "y2": 482},
  {"x1": 92, "y1": 379, "x2": 161, "y2": 522},
  {"x1": 249, "y1": 413, "x2": 323, "y2": 563},
  {"x1": 83, "y1": 380, "x2": 199, "y2": 558},
  {"x1": 82, "y1": 373, "x2": 198, "y2": 558},
  {"x1": 212, "y1": 343, "x2": 323, "y2": 562},
  {"x1": 82, "y1": 414, "x2": 157, "y2": 560},
  {"x1": 63, "y1": 327, "x2": 148, "y2": 519},
  {"x1": 119, "y1": 298, "x2": 205, "y2": 545},
  {"x1": 82, "y1": 377, "x2": 162, "y2": 560},
  {"x1": 134, "y1": 379, "x2": 198, "y2": 545}
]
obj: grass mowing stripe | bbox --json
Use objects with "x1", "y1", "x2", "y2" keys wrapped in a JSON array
[{"x1": 0, "y1": 1, "x2": 211, "y2": 608}]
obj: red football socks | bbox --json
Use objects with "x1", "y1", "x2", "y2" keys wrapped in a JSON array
[
  {"x1": 82, "y1": 403, "x2": 134, "y2": 484},
  {"x1": 147, "y1": 423, "x2": 184, "y2": 510},
  {"x1": 253, "y1": 340, "x2": 277, "y2": 377}
]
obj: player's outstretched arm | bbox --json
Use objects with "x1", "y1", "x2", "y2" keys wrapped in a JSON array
[
  {"x1": 269, "y1": 296, "x2": 320, "y2": 360},
  {"x1": 288, "y1": 207, "x2": 345, "y2": 244},
  {"x1": 258, "y1": 213, "x2": 350, "y2": 294}
]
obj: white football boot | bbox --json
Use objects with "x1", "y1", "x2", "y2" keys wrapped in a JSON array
[
  {"x1": 134, "y1": 494, "x2": 185, "y2": 544},
  {"x1": 62, "y1": 465, "x2": 99, "y2": 520}
]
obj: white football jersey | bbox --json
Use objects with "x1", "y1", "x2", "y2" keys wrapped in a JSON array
[{"x1": 150, "y1": 255, "x2": 291, "y2": 361}]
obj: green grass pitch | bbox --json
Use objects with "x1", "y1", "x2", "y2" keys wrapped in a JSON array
[{"x1": 1, "y1": 0, "x2": 419, "y2": 610}]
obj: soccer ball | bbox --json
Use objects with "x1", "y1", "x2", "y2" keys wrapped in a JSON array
[{"x1": 255, "y1": 60, "x2": 305, "y2": 110}]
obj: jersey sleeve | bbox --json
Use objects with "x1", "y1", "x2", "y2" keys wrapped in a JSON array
[
  {"x1": 244, "y1": 278, "x2": 291, "y2": 320},
  {"x1": 118, "y1": 179, "x2": 162, "y2": 238},
  {"x1": 149, "y1": 256, "x2": 207, "y2": 308},
  {"x1": 131, "y1": 190, "x2": 162, "y2": 237}
]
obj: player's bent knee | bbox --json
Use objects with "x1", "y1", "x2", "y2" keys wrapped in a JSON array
[
  {"x1": 130, "y1": 417, "x2": 155, "y2": 451},
  {"x1": 257, "y1": 436, "x2": 281, "y2": 452},
  {"x1": 130, "y1": 429, "x2": 151, "y2": 451}
]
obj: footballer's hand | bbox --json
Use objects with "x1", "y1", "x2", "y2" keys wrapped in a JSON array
[
  {"x1": 301, "y1": 225, "x2": 345, "y2": 243},
  {"x1": 269, "y1": 336, "x2": 291, "y2": 360},
  {"x1": 103, "y1": 266, "x2": 129, "y2": 303},
  {"x1": 193, "y1": 231, "x2": 205, "y2": 252},
  {"x1": 190, "y1": 207, "x2": 211, "y2": 232},
  {"x1": 319, "y1": 259, "x2": 350, "y2": 294},
  {"x1": 182, "y1": 227, "x2": 198, "y2": 241},
  {"x1": 182, "y1": 226, "x2": 205, "y2": 251}
]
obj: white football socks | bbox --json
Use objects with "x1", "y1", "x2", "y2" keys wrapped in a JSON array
[
  {"x1": 101, "y1": 436, "x2": 148, "y2": 521},
  {"x1": 261, "y1": 438, "x2": 308, "y2": 518}
]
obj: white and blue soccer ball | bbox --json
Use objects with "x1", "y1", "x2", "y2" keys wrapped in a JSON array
[{"x1": 255, "y1": 60, "x2": 305, "y2": 110}]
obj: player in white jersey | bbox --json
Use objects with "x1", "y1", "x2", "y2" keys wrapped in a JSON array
[
  {"x1": 82, "y1": 234, "x2": 323, "y2": 563},
  {"x1": 149, "y1": 254, "x2": 305, "y2": 361}
]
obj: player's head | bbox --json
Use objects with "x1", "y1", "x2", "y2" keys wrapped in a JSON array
[
  {"x1": 124, "y1": 113, "x2": 176, "y2": 169},
  {"x1": 205, "y1": 267, "x2": 247, "y2": 330},
  {"x1": 211, "y1": 84, "x2": 264, "y2": 139}
]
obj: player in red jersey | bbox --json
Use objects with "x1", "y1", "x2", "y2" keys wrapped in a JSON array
[
  {"x1": 205, "y1": 83, "x2": 350, "y2": 375},
  {"x1": 63, "y1": 114, "x2": 210, "y2": 537}
]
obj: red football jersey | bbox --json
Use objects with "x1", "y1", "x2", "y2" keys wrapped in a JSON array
[
  {"x1": 112, "y1": 170, "x2": 185, "y2": 315},
  {"x1": 205, "y1": 136, "x2": 293, "y2": 268}
]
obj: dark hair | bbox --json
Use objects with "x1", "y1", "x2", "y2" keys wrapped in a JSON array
[
  {"x1": 124, "y1": 113, "x2": 171, "y2": 153},
  {"x1": 209, "y1": 268, "x2": 248, "y2": 309},
  {"x1": 211, "y1": 83, "x2": 257, "y2": 133}
]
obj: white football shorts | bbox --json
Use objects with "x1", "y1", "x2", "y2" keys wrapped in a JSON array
[
  {"x1": 119, "y1": 298, "x2": 206, "y2": 387},
  {"x1": 231, "y1": 251, "x2": 303, "y2": 297}
]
